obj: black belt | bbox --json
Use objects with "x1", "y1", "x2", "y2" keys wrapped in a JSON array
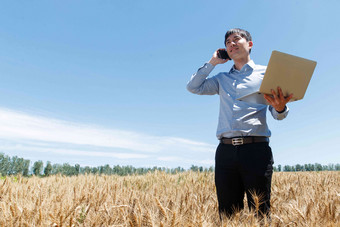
[{"x1": 220, "y1": 136, "x2": 269, "y2": 146}]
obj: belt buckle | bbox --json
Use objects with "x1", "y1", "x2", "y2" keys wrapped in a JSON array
[{"x1": 232, "y1": 137, "x2": 243, "y2": 146}]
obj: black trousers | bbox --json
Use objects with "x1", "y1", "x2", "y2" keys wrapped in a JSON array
[{"x1": 215, "y1": 142, "x2": 273, "y2": 218}]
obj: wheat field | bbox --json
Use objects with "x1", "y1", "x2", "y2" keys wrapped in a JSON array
[{"x1": 0, "y1": 171, "x2": 339, "y2": 226}]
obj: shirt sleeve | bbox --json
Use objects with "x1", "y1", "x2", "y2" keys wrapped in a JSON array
[
  {"x1": 186, "y1": 63, "x2": 219, "y2": 95},
  {"x1": 269, "y1": 105, "x2": 289, "y2": 120}
]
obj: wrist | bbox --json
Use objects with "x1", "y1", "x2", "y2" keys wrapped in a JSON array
[
  {"x1": 208, "y1": 58, "x2": 218, "y2": 66},
  {"x1": 276, "y1": 106, "x2": 286, "y2": 113}
]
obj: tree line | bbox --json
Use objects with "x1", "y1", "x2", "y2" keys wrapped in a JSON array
[{"x1": 0, "y1": 152, "x2": 339, "y2": 177}]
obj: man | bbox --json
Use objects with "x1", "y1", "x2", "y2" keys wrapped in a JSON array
[{"x1": 186, "y1": 28, "x2": 292, "y2": 218}]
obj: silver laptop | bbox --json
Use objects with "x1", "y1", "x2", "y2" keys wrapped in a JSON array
[{"x1": 237, "y1": 50, "x2": 317, "y2": 105}]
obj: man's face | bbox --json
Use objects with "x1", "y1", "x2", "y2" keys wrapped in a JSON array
[{"x1": 225, "y1": 33, "x2": 253, "y2": 60}]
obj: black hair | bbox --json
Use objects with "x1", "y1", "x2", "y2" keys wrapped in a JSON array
[{"x1": 224, "y1": 28, "x2": 252, "y2": 53}]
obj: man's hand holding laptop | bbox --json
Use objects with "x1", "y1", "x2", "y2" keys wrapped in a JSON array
[{"x1": 264, "y1": 87, "x2": 294, "y2": 113}]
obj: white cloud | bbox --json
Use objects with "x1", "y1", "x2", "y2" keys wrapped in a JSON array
[
  {"x1": 196, "y1": 159, "x2": 214, "y2": 166},
  {"x1": 157, "y1": 156, "x2": 181, "y2": 162},
  {"x1": 0, "y1": 142, "x2": 148, "y2": 159},
  {"x1": 156, "y1": 156, "x2": 214, "y2": 166},
  {"x1": 0, "y1": 108, "x2": 215, "y2": 162}
]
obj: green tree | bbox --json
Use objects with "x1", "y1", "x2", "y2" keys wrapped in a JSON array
[
  {"x1": 62, "y1": 163, "x2": 77, "y2": 176},
  {"x1": 328, "y1": 164, "x2": 335, "y2": 171},
  {"x1": 315, "y1": 163, "x2": 323, "y2": 171},
  {"x1": 91, "y1": 167, "x2": 99, "y2": 174},
  {"x1": 336, "y1": 164, "x2": 340, "y2": 171},
  {"x1": 295, "y1": 164, "x2": 303, "y2": 171},
  {"x1": 304, "y1": 164, "x2": 310, "y2": 171},
  {"x1": 0, "y1": 153, "x2": 10, "y2": 176},
  {"x1": 44, "y1": 161, "x2": 52, "y2": 176},
  {"x1": 9, "y1": 156, "x2": 27, "y2": 175},
  {"x1": 33, "y1": 160, "x2": 44, "y2": 176},
  {"x1": 22, "y1": 159, "x2": 30, "y2": 176},
  {"x1": 283, "y1": 165, "x2": 292, "y2": 172},
  {"x1": 113, "y1": 165, "x2": 122, "y2": 175},
  {"x1": 190, "y1": 165, "x2": 198, "y2": 172},
  {"x1": 9, "y1": 156, "x2": 18, "y2": 175},
  {"x1": 52, "y1": 164, "x2": 63, "y2": 174},
  {"x1": 305, "y1": 164, "x2": 315, "y2": 171},
  {"x1": 83, "y1": 166, "x2": 91, "y2": 174},
  {"x1": 75, "y1": 164, "x2": 80, "y2": 175}
]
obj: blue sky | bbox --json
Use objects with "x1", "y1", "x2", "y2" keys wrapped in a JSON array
[{"x1": 0, "y1": 0, "x2": 339, "y2": 168}]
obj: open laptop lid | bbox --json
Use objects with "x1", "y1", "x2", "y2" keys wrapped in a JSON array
[
  {"x1": 260, "y1": 50, "x2": 317, "y2": 101},
  {"x1": 237, "y1": 50, "x2": 317, "y2": 104}
]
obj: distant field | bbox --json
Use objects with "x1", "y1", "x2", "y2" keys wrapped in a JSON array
[{"x1": 0, "y1": 171, "x2": 339, "y2": 226}]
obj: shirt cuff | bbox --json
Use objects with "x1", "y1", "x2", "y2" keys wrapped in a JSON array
[{"x1": 270, "y1": 105, "x2": 289, "y2": 120}]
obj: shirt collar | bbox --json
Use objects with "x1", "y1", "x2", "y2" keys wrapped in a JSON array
[{"x1": 229, "y1": 60, "x2": 255, "y2": 74}]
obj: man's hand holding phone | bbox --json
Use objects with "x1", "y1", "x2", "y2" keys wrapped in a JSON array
[{"x1": 209, "y1": 48, "x2": 231, "y2": 66}]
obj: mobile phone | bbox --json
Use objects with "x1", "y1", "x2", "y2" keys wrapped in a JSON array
[{"x1": 217, "y1": 49, "x2": 231, "y2": 60}]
